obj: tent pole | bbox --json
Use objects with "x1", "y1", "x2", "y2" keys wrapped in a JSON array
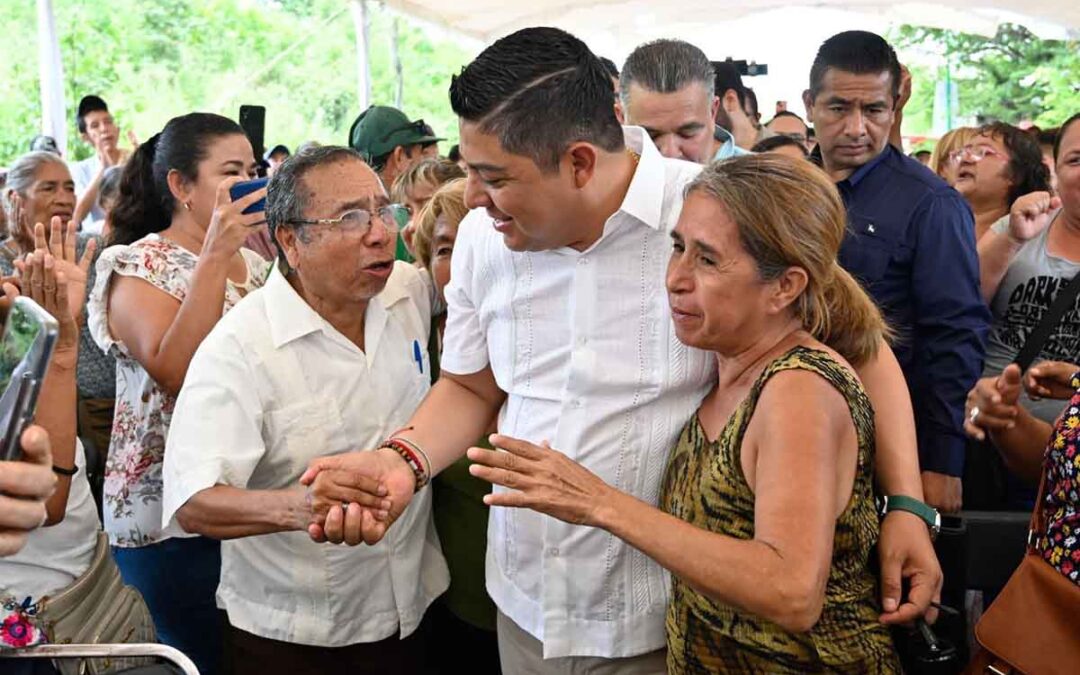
[
  {"x1": 36, "y1": 0, "x2": 67, "y2": 155},
  {"x1": 391, "y1": 17, "x2": 404, "y2": 109},
  {"x1": 350, "y1": 0, "x2": 372, "y2": 111}
]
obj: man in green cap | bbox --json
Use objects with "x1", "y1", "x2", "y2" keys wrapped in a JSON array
[
  {"x1": 348, "y1": 105, "x2": 443, "y2": 192},
  {"x1": 349, "y1": 105, "x2": 444, "y2": 261}
]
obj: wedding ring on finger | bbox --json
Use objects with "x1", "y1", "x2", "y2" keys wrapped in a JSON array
[{"x1": 969, "y1": 406, "x2": 980, "y2": 423}]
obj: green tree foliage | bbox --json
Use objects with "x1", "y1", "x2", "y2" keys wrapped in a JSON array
[
  {"x1": 893, "y1": 24, "x2": 1080, "y2": 131},
  {"x1": 0, "y1": 0, "x2": 473, "y2": 164}
]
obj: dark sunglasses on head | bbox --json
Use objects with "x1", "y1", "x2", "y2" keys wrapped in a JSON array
[{"x1": 381, "y1": 119, "x2": 430, "y2": 142}]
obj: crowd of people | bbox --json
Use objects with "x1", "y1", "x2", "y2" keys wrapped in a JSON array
[{"x1": 0, "y1": 23, "x2": 1077, "y2": 675}]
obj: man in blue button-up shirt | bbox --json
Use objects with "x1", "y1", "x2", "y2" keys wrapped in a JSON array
[{"x1": 805, "y1": 31, "x2": 990, "y2": 512}]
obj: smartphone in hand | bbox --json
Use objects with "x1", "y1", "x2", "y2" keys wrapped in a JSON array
[
  {"x1": 229, "y1": 177, "x2": 269, "y2": 216},
  {"x1": 0, "y1": 297, "x2": 59, "y2": 461}
]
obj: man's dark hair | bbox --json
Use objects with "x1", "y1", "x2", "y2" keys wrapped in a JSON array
[
  {"x1": 447, "y1": 144, "x2": 461, "y2": 163},
  {"x1": 619, "y1": 39, "x2": 715, "y2": 105},
  {"x1": 979, "y1": 122, "x2": 1051, "y2": 207},
  {"x1": 912, "y1": 149, "x2": 932, "y2": 160},
  {"x1": 266, "y1": 145, "x2": 363, "y2": 253},
  {"x1": 808, "y1": 31, "x2": 901, "y2": 104},
  {"x1": 1054, "y1": 113, "x2": 1080, "y2": 162},
  {"x1": 76, "y1": 95, "x2": 109, "y2": 134},
  {"x1": 751, "y1": 135, "x2": 809, "y2": 157},
  {"x1": 711, "y1": 61, "x2": 747, "y2": 108},
  {"x1": 448, "y1": 26, "x2": 624, "y2": 172},
  {"x1": 598, "y1": 56, "x2": 619, "y2": 79}
]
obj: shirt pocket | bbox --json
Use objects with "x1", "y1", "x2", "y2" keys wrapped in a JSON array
[
  {"x1": 841, "y1": 215, "x2": 898, "y2": 285},
  {"x1": 258, "y1": 397, "x2": 344, "y2": 488}
]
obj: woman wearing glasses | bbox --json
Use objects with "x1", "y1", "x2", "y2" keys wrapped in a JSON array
[
  {"x1": 929, "y1": 126, "x2": 976, "y2": 186},
  {"x1": 968, "y1": 112, "x2": 1080, "y2": 509},
  {"x1": 953, "y1": 122, "x2": 1051, "y2": 241},
  {"x1": 87, "y1": 112, "x2": 271, "y2": 675}
]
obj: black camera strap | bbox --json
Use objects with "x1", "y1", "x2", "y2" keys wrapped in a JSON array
[{"x1": 1012, "y1": 271, "x2": 1080, "y2": 372}]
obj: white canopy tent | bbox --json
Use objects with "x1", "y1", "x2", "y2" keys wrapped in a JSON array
[
  {"x1": 375, "y1": 0, "x2": 1078, "y2": 132},
  {"x1": 381, "y1": 0, "x2": 1079, "y2": 45},
  {"x1": 35, "y1": 0, "x2": 1079, "y2": 153}
]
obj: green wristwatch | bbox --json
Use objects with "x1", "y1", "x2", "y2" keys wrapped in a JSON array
[{"x1": 880, "y1": 495, "x2": 941, "y2": 540}]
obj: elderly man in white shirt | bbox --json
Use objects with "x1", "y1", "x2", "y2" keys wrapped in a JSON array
[
  {"x1": 303, "y1": 27, "x2": 943, "y2": 675},
  {"x1": 161, "y1": 146, "x2": 448, "y2": 675}
]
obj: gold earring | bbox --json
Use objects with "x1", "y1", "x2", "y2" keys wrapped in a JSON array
[{"x1": 183, "y1": 201, "x2": 192, "y2": 211}]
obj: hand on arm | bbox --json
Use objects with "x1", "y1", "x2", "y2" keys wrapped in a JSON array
[{"x1": 470, "y1": 370, "x2": 851, "y2": 633}]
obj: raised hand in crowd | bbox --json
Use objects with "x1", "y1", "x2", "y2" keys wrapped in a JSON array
[
  {"x1": 301, "y1": 450, "x2": 414, "y2": 545},
  {"x1": 1024, "y1": 360, "x2": 1080, "y2": 400},
  {"x1": 1006, "y1": 190, "x2": 1062, "y2": 244},
  {"x1": 978, "y1": 189, "x2": 1065, "y2": 301},
  {"x1": 94, "y1": 124, "x2": 125, "y2": 169},
  {"x1": 7, "y1": 192, "x2": 30, "y2": 244},
  {"x1": 888, "y1": 64, "x2": 913, "y2": 150},
  {"x1": 18, "y1": 243, "x2": 82, "y2": 524},
  {"x1": 15, "y1": 219, "x2": 96, "y2": 324},
  {"x1": 204, "y1": 177, "x2": 267, "y2": 262}
]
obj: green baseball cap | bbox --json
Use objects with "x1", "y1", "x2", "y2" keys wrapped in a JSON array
[{"x1": 347, "y1": 105, "x2": 443, "y2": 163}]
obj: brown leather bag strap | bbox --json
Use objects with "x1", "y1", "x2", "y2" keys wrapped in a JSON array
[{"x1": 1026, "y1": 459, "x2": 1051, "y2": 552}]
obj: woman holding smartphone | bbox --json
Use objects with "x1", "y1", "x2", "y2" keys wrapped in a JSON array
[{"x1": 88, "y1": 112, "x2": 270, "y2": 675}]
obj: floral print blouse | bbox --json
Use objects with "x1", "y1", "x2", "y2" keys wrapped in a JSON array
[
  {"x1": 1033, "y1": 372, "x2": 1080, "y2": 584},
  {"x1": 88, "y1": 234, "x2": 269, "y2": 547}
]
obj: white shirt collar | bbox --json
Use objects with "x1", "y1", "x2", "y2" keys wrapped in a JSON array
[
  {"x1": 263, "y1": 262, "x2": 414, "y2": 353},
  {"x1": 618, "y1": 126, "x2": 667, "y2": 232}
]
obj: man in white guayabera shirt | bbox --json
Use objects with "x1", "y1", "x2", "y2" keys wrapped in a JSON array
[
  {"x1": 161, "y1": 146, "x2": 447, "y2": 675},
  {"x1": 303, "y1": 27, "x2": 943, "y2": 674}
]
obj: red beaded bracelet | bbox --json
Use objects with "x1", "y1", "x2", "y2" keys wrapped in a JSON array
[{"x1": 379, "y1": 437, "x2": 430, "y2": 491}]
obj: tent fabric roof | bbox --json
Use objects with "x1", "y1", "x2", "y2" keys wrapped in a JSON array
[{"x1": 384, "y1": 0, "x2": 1080, "y2": 43}]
